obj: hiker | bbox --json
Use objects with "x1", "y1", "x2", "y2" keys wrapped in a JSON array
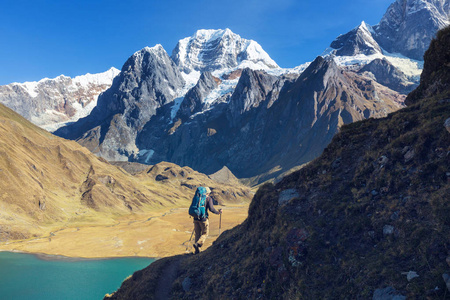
[{"x1": 190, "y1": 187, "x2": 222, "y2": 254}]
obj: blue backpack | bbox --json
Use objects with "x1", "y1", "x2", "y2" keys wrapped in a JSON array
[{"x1": 189, "y1": 187, "x2": 207, "y2": 219}]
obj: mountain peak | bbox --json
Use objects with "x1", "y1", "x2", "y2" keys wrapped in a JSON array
[
  {"x1": 358, "y1": 21, "x2": 373, "y2": 33},
  {"x1": 192, "y1": 28, "x2": 233, "y2": 41},
  {"x1": 138, "y1": 44, "x2": 167, "y2": 56},
  {"x1": 330, "y1": 21, "x2": 382, "y2": 56},
  {"x1": 374, "y1": 0, "x2": 450, "y2": 59},
  {"x1": 171, "y1": 29, "x2": 278, "y2": 74}
]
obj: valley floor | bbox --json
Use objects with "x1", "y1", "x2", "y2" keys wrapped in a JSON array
[{"x1": 0, "y1": 205, "x2": 248, "y2": 258}]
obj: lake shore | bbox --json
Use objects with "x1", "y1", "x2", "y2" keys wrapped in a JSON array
[{"x1": 0, "y1": 205, "x2": 248, "y2": 259}]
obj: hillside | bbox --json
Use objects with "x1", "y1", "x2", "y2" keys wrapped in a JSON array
[
  {"x1": 106, "y1": 27, "x2": 450, "y2": 299},
  {"x1": 0, "y1": 104, "x2": 251, "y2": 256}
]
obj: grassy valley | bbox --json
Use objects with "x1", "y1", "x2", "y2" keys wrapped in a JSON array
[{"x1": 0, "y1": 104, "x2": 251, "y2": 257}]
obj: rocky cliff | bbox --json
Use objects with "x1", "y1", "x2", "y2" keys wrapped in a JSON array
[
  {"x1": 106, "y1": 26, "x2": 450, "y2": 300},
  {"x1": 54, "y1": 45, "x2": 186, "y2": 161}
]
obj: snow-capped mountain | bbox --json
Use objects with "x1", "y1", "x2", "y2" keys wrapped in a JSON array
[
  {"x1": 330, "y1": 21, "x2": 382, "y2": 56},
  {"x1": 329, "y1": 0, "x2": 449, "y2": 62},
  {"x1": 171, "y1": 29, "x2": 279, "y2": 74},
  {"x1": 54, "y1": 29, "x2": 285, "y2": 161},
  {"x1": 325, "y1": 0, "x2": 448, "y2": 95},
  {"x1": 373, "y1": 0, "x2": 450, "y2": 60},
  {"x1": 0, "y1": 67, "x2": 120, "y2": 131}
]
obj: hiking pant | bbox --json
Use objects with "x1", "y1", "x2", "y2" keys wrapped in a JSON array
[{"x1": 194, "y1": 219, "x2": 209, "y2": 247}]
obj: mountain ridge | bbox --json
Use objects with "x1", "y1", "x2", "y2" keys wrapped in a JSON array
[{"x1": 0, "y1": 67, "x2": 119, "y2": 131}]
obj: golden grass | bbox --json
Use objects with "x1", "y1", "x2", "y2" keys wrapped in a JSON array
[
  {"x1": 0, "y1": 204, "x2": 249, "y2": 258},
  {"x1": 0, "y1": 103, "x2": 252, "y2": 256}
]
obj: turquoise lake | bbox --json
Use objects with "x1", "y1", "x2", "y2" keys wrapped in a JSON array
[{"x1": 0, "y1": 251, "x2": 155, "y2": 300}]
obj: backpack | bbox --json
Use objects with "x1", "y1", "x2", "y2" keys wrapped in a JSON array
[{"x1": 189, "y1": 187, "x2": 207, "y2": 220}]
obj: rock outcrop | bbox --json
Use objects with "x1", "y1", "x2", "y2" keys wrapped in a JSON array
[{"x1": 358, "y1": 58, "x2": 417, "y2": 94}]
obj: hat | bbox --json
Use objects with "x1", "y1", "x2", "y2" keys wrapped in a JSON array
[{"x1": 205, "y1": 187, "x2": 211, "y2": 194}]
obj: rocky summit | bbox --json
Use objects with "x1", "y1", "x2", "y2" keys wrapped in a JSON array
[
  {"x1": 329, "y1": 0, "x2": 450, "y2": 61},
  {"x1": 105, "y1": 25, "x2": 450, "y2": 300}
]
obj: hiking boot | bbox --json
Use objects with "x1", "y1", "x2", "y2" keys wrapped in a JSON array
[{"x1": 193, "y1": 243, "x2": 200, "y2": 254}]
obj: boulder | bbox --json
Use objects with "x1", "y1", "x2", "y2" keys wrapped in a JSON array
[
  {"x1": 372, "y1": 286, "x2": 406, "y2": 300},
  {"x1": 445, "y1": 118, "x2": 450, "y2": 133}
]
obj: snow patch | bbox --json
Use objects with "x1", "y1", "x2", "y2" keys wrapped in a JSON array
[
  {"x1": 329, "y1": 50, "x2": 423, "y2": 78},
  {"x1": 203, "y1": 78, "x2": 239, "y2": 104},
  {"x1": 20, "y1": 81, "x2": 39, "y2": 98},
  {"x1": 72, "y1": 67, "x2": 120, "y2": 89},
  {"x1": 138, "y1": 149, "x2": 155, "y2": 164},
  {"x1": 170, "y1": 96, "x2": 185, "y2": 121}
]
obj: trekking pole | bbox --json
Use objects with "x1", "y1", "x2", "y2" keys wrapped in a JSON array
[
  {"x1": 189, "y1": 227, "x2": 194, "y2": 242},
  {"x1": 219, "y1": 213, "x2": 222, "y2": 235}
]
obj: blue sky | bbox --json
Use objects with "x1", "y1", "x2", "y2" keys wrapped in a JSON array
[{"x1": 0, "y1": 0, "x2": 394, "y2": 85}]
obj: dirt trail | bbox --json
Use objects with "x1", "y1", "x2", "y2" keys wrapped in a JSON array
[{"x1": 154, "y1": 257, "x2": 182, "y2": 300}]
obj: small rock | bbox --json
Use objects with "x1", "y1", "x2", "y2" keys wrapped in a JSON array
[
  {"x1": 443, "y1": 273, "x2": 450, "y2": 292},
  {"x1": 378, "y1": 155, "x2": 389, "y2": 166},
  {"x1": 331, "y1": 157, "x2": 341, "y2": 169},
  {"x1": 383, "y1": 225, "x2": 394, "y2": 236},
  {"x1": 401, "y1": 146, "x2": 411, "y2": 154},
  {"x1": 390, "y1": 211, "x2": 399, "y2": 221},
  {"x1": 371, "y1": 190, "x2": 379, "y2": 196},
  {"x1": 155, "y1": 174, "x2": 169, "y2": 181},
  {"x1": 445, "y1": 118, "x2": 450, "y2": 133},
  {"x1": 372, "y1": 286, "x2": 406, "y2": 300},
  {"x1": 278, "y1": 189, "x2": 299, "y2": 205},
  {"x1": 402, "y1": 271, "x2": 419, "y2": 281},
  {"x1": 380, "y1": 187, "x2": 389, "y2": 194},
  {"x1": 404, "y1": 149, "x2": 415, "y2": 162},
  {"x1": 182, "y1": 277, "x2": 192, "y2": 292}
]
